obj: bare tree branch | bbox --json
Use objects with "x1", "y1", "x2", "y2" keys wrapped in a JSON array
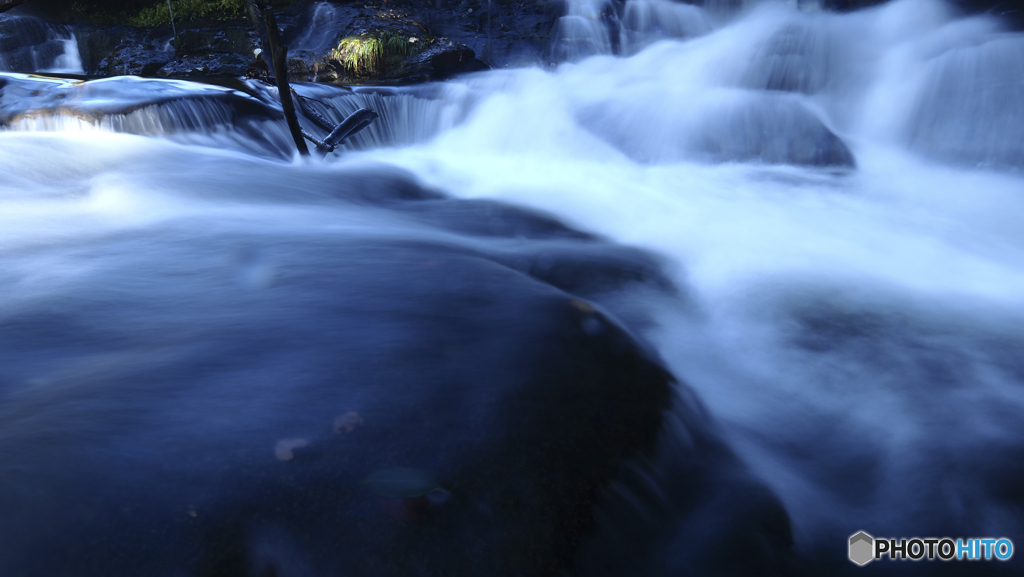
[{"x1": 244, "y1": 0, "x2": 309, "y2": 157}]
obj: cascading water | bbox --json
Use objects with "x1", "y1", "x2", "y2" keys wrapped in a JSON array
[
  {"x1": 288, "y1": 1, "x2": 347, "y2": 55},
  {"x1": 618, "y1": 0, "x2": 711, "y2": 55},
  {"x1": 553, "y1": 0, "x2": 716, "y2": 60},
  {"x1": 551, "y1": 0, "x2": 615, "y2": 61},
  {"x1": 0, "y1": 13, "x2": 82, "y2": 73},
  {"x1": 367, "y1": 0, "x2": 1024, "y2": 564},
  {"x1": 1, "y1": 0, "x2": 1023, "y2": 573}
]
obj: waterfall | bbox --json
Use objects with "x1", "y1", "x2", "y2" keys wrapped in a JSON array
[
  {"x1": 552, "y1": 0, "x2": 715, "y2": 61},
  {"x1": 0, "y1": 74, "x2": 292, "y2": 157},
  {"x1": 1, "y1": 0, "x2": 1023, "y2": 571},
  {"x1": 289, "y1": 83, "x2": 476, "y2": 151},
  {"x1": 288, "y1": 1, "x2": 347, "y2": 55},
  {"x1": 551, "y1": 0, "x2": 615, "y2": 61},
  {"x1": 0, "y1": 13, "x2": 83, "y2": 73}
]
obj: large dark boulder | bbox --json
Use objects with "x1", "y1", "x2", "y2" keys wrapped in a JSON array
[
  {"x1": 0, "y1": 72, "x2": 798, "y2": 575},
  {"x1": 0, "y1": 137, "x2": 788, "y2": 576},
  {"x1": 0, "y1": 165, "x2": 675, "y2": 577}
]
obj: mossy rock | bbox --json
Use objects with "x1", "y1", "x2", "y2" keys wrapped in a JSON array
[{"x1": 328, "y1": 30, "x2": 425, "y2": 78}]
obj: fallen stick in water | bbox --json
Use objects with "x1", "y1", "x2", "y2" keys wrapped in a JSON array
[
  {"x1": 245, "y1": 0, "x2": 308, "y2": 156},
  {"x1": 245, "y1": 0, "x2": 379, "y2": 158},
  {"x1": 291, "y1": 91, "x2": 378, "y2": 155}
]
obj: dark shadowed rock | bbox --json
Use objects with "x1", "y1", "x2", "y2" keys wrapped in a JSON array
[
  {"x1": 82, "y1": 25, "x2": 176, "y2": 76},
  {"x1": 579, "y1": 397, "x2": 797, "y2": 577},
  {"x1": 75, "y1": 23, "x2": 263, "y2": 79},
  {"x1": 0, "y1": 71, "x2": 799, "y2": 577},
  {"x1": 0, "y1": 0, "x2": 30, "y2": 13},
  {"x1": 0, "y1": 164, "x2": 676, "y2": 577}
]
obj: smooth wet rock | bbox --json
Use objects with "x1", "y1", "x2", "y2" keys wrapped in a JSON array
[
  {"x1": 579, "y1": 399, "x2": 798, "y2": 577},
  {"x1": 0, "y1": 164, "x2": 679, "y2": 577}
]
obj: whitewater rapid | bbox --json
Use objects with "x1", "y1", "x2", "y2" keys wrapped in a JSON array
[
  {"x1": 2, "y1": 0, "x2": 1023, "y2": 567},
  {"x1": 349, "y1": 0, "x2": 1024, "y2": 557}
]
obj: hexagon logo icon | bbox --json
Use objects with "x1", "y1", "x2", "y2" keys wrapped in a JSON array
[{"x1": 849, "y1": 531, "x2": 874, "y2": 566}]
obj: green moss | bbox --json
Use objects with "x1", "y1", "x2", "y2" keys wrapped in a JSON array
[
  {"x1": 29, "y1": 0, "x2": 293, "y2": 26},
  {"x1": 329, "y1": 31, "x2": 426, "y2": 77},
  {"x1": 128, "y1": 0, "x2": 244, "y2": 26},
  {"x1": 126, "y1": 0, "x2": 296, "y2": 26}
]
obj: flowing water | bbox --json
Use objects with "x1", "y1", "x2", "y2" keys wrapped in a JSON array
[
  {"x1": 2, "y1": 0, "x2": 1023, "y2": 571},
  {"x1": 0, "y1": 12, "x2": 82, "y2": 73}
]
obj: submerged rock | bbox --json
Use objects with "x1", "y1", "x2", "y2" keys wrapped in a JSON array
[
  {"x1": 742, "y1": 23, "x2": 836, "y2": 95},
  {"x1": 692, "y1": 96, "x2": 855, "y2": 167},
  {"x1": 905, "y1": 35, "x2": 1024, "y2": 170},
  {"x1": 581, "y1": 92, "x2": 856, "y2": 168}
]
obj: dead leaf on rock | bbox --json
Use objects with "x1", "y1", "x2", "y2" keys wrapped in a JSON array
[
  {"x1": 570, "y1": 299, "x2": 595, "y2": 314},
  {"x1": 334, "y1": 411, "x2": 364, "y2": 433},
  {"x1": 274, "y1": 438, "x2": 309, "y2": 461}
]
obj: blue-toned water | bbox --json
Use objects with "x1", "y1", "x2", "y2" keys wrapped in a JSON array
[{"x1": 1, "y1": 0, "x2": 1022, "y2": 573}]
